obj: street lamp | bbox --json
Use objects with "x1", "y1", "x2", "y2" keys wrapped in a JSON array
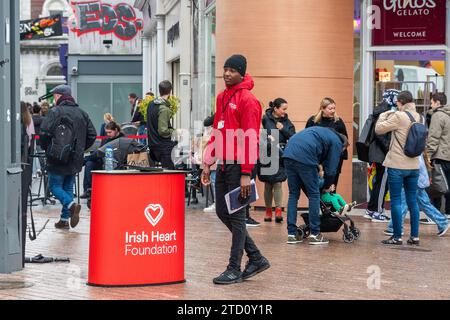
[{"x1": 35, "y1": 77, "x2": 39, "y2": 89}]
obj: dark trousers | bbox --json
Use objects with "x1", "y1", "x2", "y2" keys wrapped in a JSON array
[
  {"x1": 367, "y1": 162, "x2": 389, "y2": 213},
  {"x1": 83, "y1": 157, "x2": 102, "y2": 192},
  {"x1": 215, "y1": 164, "x2": 262, "y2": 271},
  {"x1": 150, "y1": 147, "x2": 175, "y2": 170}
]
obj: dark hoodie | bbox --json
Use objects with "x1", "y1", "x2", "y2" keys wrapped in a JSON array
[{"x1": 204, "y1": 74, "x2": 262, "y2": 174}]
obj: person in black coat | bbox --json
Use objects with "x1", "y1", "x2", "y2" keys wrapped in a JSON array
[
  {"x1": 40, "y1": 85, "x2": 97, "y2": 230},
  {"x1": 258, "y1": 98, "x2": 295, "y2": 223},
  {"x1": 305, "y1": 97, "x2": 348, "y2": 189}
]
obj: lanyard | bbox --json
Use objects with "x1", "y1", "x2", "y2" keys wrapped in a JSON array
[{"x1": 221, "y1": 90, "x2": 239, "y2": 118}]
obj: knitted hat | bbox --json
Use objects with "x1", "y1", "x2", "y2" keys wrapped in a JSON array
[
  {"x1": 224, "y1": 54, "x2": 247, "y2": 77},
  {"x1": 382, "y1": 89, "x2": 400, "y2": 109}
]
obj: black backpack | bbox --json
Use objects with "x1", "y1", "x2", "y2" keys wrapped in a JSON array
[
  {"x1": 46, "y1": 115, "x2": 77, "y2": 164},
  {"x1": 395, "y1": 111, "x2": 427, "y2": 158},
  {"x1": 356, "y1": 114, "x2": 374, "y2": 162}
]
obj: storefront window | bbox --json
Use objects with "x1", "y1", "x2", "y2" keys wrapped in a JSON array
[
  {"x1": 112, "y1": 83, "x2": 142, "y2": 125},
  {"x1": 78, "y1": 83, "x2": 111, "y2": 132},
  {"x1": 374, "y1": 50, "x2": 445, "y2": 114}
]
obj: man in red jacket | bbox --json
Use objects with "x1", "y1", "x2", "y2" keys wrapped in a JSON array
[{"x1": 201, "y1": 54, "x2": 270, "y2": 284}]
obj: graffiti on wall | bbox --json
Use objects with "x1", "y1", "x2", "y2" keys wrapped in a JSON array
[{"x1": 71, "y1": 1, "x2": 143, "y2": 41}]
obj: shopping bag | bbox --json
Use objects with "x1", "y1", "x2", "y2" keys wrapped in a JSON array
[
  {"x1": 428, "y1": 163, "x2": 449, "y2": 195},
  {"x1": 127, "y1": 151, "x2": 150, "y2": 168}
]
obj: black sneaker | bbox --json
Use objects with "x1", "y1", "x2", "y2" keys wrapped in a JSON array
[
  {"x1": 246, "y1": 217, "x2": 260, "y2": 227},
  {"x1": 213, "y1": 268, "x2": 243, "y2": 285},
  {"x1": 69, "y1": 203, "x2": 81, "y2": 228},
  {"x1": 191, "y1": 198, "x2": 199, "y2": 205},
  {"x1": 381, "y1": 236, "x2": 403, "y2": 245},
  {"x1": 407, "y1": 237, "x2": 420, "y2": 246},
  {"x1": 242, "y1": 256, "x2": 270, "y2": 280},
  {"x1": 54, "y1": 220, "x2": 70, "y2": 230}
]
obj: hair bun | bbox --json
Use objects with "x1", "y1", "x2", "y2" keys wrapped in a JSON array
[{"x1": 269, "y1": 101, "x2": 274, "y2": 108}]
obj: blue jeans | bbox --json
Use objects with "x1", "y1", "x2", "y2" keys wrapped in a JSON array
[
  {"x1": 387, "y1": 188, "x2": 449, "y2": 234},
  {"x1": 285, "y1": 159, "x2": 320, "y2": 236},
  {"x1": 387, "y1": 168, "x2": 420, "y2": 238},
  {"x1": 48, "y1": 173, "x2": 75, "y2": 221}
]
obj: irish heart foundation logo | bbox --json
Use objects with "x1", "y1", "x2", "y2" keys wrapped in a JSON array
[{"x1": 144, "y1": 204, "x2": 164, "y2": 227}]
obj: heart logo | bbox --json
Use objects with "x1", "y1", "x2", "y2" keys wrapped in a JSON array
[{"x1": 144, "y1": 204, "x2": 164, "y2": 227}]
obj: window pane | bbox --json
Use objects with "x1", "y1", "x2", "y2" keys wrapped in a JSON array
[
  {"x1": 112, "y1": 83, "x2": 142, "y2": 125},
  {"x1": 77, "y1": 83, "x2": 111, "y2": 134}
]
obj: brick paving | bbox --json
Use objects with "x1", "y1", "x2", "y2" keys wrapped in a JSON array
[{"x1": 1, "y1": 193, "x2": 450, "y2": 300}]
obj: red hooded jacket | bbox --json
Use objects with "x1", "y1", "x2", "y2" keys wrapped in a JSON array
[{"x1": 204, "y1": 74, "x2": 262, "y2": 174}]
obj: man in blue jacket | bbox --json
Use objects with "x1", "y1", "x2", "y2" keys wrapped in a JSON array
[{"x1": 283, "y1": 126, "x2": 347, "y2": 245}]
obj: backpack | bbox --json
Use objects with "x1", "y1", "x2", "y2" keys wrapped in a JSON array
[
  {"x1": 395, "y1": 111, "x2": 427, "y2": 158},
  {"x1": 46, "y1": 115, "x2": 77, "y2": 164}
]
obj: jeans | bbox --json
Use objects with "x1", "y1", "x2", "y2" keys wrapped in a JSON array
[
  {"x1": 387, "y1": 188, "x2": 449, "y2": 233},
  {"x1": 387, "y1": 168, "x2": 420, "y2": 238},
  {"x1": 285, "y1": 159, "x2": 320, "y2": 236},
  {"x1": 215, "y1": 164, "x2": 262, "y2": 271},
  {"x1": 48, "y1": 173, "x2": 75, "y2": 221}
]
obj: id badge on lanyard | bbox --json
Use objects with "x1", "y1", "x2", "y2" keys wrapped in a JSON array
[{"x1": 218, "y1": 120, "x2": 225, "y2": 129}]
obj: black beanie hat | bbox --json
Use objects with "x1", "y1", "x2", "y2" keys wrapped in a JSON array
[{"x1": 224, "y1": 54, "x2": 247, "y2": 77}]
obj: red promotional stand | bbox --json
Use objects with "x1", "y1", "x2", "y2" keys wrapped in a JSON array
[{"x1": 88, "y1": 170, "x2": 186, "y2": 287}]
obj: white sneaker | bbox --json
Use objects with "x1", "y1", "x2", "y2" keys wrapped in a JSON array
[
  {"x1": 420, "y1": 217, "x2": 436, "y2": 225},
  {"x1": 203, "y1": 203, "x2": 216, "y2": 213}
]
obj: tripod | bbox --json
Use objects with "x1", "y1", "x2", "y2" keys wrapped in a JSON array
[{"x1": 29, "y1": 152, "x2": 56, "y2": 206}]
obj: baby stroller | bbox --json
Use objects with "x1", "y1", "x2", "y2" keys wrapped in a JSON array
[{"x1": 297, "y1": 200, "x2": 361, "y2": 243}]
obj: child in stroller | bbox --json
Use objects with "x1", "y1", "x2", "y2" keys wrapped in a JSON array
[{"x1": 297, "y1": 166, "x2": 360, "y2": 243}]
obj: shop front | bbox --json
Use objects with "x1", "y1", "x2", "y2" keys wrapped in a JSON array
[
  {"x1": 357, "y1": 0, "x2": 450, "y2": 131},
  {"x1": 67, "y1": 0, "x2": 143, "y2": 129}
]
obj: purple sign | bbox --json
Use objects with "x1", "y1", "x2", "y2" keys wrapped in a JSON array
[{"x1": 376, "y1": 50, "x2": 446, "y2": 61}]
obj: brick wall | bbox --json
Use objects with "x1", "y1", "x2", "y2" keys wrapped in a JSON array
[{"x1": 30, "y1": 0, "x2": 46, "y2": 19}]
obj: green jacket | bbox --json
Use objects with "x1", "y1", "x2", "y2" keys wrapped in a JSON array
[{"x1": 157, "y1": 101, "x2": 174, "y2": 139}]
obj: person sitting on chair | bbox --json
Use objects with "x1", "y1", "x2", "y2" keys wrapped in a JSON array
[{"x1": 82, "y1": 121, "x2": 124, "y2": 199}]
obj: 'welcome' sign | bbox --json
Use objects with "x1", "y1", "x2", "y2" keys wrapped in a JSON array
[{"x1": 372, "y1": 0, "x2": 446, "y2": 46}]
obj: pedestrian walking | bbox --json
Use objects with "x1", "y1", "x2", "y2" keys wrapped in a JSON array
[
  {"x1": 427, "y1": 92, "x2": 450, "y2": 219},
  {"x1": 375, "y1": 91, "x2": 422, "y2": 245},
  {"x1": 365, "y1": 89, "x2": 399, "y2": 222},
  {"x1": 39, "y1": 85, "x2": 97, "y2": 230},
  {"x1": 201, "y1": 54, "x2": 270, "y2": 284}
]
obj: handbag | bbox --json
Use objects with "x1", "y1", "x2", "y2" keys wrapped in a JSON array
[
  {"x1": 428, "y1": 163, "x2": 449, "y2": 195},
  {"x1": 356, "y1": 114, "x2": 374, "y2": 162},
  {"x1": 127, "y1": 151, "x2": 150, "y2": 168}
]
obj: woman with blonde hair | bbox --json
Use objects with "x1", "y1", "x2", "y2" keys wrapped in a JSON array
[
  {"x1": 100, "y1": 113, "x2": 114, "y2": 137},
  {"x1": 306, "y1": 97, "x2": 348, "y2": 189}
]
